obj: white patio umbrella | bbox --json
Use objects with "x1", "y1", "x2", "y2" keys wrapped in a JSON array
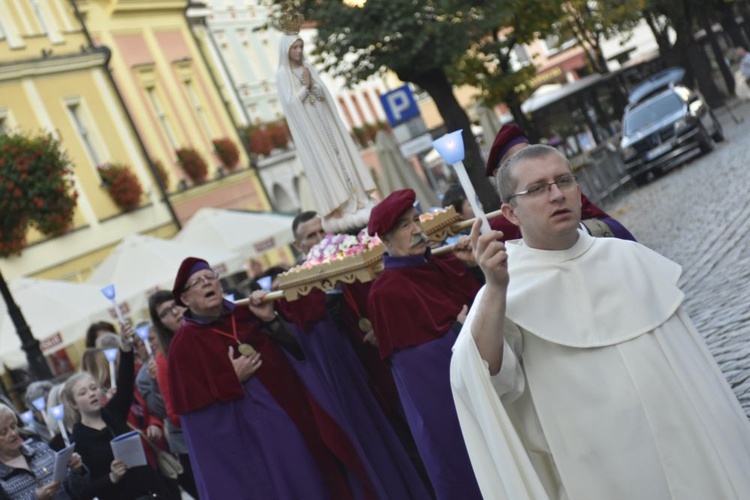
[
  {"x1": 374, "y1": 130, "x2": 440, "y2": 210},
  {"x1": 86, "y1": 234, "x2": 243, "y2": 313},
  {"x1": 174, "y1": 208, "x2": 296, "y2": 259},
  {"x1": 0, "y1": 278, "x2": 126, "y2": 369}
]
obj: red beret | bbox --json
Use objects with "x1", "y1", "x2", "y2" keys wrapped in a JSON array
[
  {"x1": 367, "y1": 189, "x2": 416, "y2": 237},
  {"x1": 485, "y1": 124, "x2": 529, "y2": 176},
  {"x1": 172, "y1": 257, "x2": 211, "y2": 306}
]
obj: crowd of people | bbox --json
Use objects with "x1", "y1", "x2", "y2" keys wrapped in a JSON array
[{"x1": 2, "y1": 123, "x2": 750, "y2": 500}]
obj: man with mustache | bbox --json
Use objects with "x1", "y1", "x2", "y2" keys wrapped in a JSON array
[
  {"x1": 367, "y1": 189, "x2": 484, "y2": 499},
  {"x1": 450, "y1": 145, "x2": 750, "y2": 499}
]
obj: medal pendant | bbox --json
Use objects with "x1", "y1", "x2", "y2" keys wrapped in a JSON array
[
  {"x1": 238, "y1": 343, "x2": 256, "y2": 357},
  {"x1": 358, "y1": 317, "x2": 373, "y2": 332}
]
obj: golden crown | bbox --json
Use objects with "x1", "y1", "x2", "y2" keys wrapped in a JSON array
[{"x1": 278, "y1": 4, "x2": 304, "y2": 35}]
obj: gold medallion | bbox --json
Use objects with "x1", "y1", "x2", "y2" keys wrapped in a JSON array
[
  {"x1": 358, "y1": 317, "x2": 373, "y2": 332},
  {"x1": 238, "y1": 343, "x2": 256, "y2": 357}
]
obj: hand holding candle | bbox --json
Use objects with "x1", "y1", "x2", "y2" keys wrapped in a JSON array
[
  {"x1": 103, "y1": 348, "x2": 119, "y2": 389},
  {"x1": 50, "y1": 404, "x2": 70, "y2": 446},
  {"x1": 432, "y1": 130, "x2": 491, "y2": 234},
  {"x1": 135, "y1": 325, "x2": 153, "y2": 358}
]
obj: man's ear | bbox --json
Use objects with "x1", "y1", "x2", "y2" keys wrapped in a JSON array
[
  {"x1": 500, "y1": 203, "x2": 521, "y2": 227},
  {"x1": 179, "y1": 292, "x2": 190, "y2": 309},
  {"x1": 292, "y1": 240, "x2": 302, "y2": 253}
]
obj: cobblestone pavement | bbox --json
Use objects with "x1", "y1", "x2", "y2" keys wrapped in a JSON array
[{"x1": 605, "y1": 100, "x2": 750, "y2": 416}]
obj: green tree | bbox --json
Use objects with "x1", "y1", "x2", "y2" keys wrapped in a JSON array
[
  {"x1": 276, "y1": 0, "x2": 502, "y2": 208},
  {"x1": 643, "y1": 0, "x2": 726, "y2": 106},
  {"x1": 557, "y1": 0, "x2": 645, "y2": 74},
  {"x1": 448, "y1": 0, "x2": 562, "y2": 139}
]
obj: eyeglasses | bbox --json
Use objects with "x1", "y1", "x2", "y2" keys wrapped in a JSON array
[
  {"x1": 507, "y1": 175, "x2": 578, "y2": 202},
  {"x1": 183, "y1": 271, "x2": 219, "y2": 292},
  {"x1": 157, "y1": 303, "x2": 183, "y2": 319}
]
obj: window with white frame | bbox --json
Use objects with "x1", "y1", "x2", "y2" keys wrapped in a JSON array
[
  {"x1": 66, "y1": 101, "x2": 102, "y2": 166},
  {"x1": 184, "y1": 80, "x2": 214, "y2": 138},
  {"x1": 30, "y1": 0, "x2": 63, "y2": 44},
  {"x1": 30, "y1": 0, "x2": 48, "y2": 34},
  {"x1": 147, "y1": 87, "x2": 179, "y2": 149}
]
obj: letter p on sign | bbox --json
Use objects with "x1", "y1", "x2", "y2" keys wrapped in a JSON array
[{"x1": 380, "y1": 85, "x2": 420, "y2": 127}]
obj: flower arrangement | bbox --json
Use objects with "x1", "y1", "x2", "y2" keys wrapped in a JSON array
[
  {"x1": 176, "y1": 147, "x2": 208, "y2": 185},
  {"x1": 244, "y1": 120, "x2": 291, "y2": 157},
  {"x1": 151, "y1": 158, "x2": 170, "y2": 192},
  {"x1": 0, "y1": 133, "x2": 78, "y2": 256},
  {"x1": 267, "y1": 120, "x2": 290, "y2": 150},
  {"x1": 304, "y1": 229, "x2": 381, "y2": 267},
  {"x1": 97, "y1": 163, "x2": 144, "y2": 212},
  {"x1": 212, "y1": 138, "x2": 240, "y2": 171}
]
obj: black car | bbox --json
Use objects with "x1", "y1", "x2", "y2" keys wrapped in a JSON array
[{"x1": 619, "y1": 68, "x2": 723, "y2": 185}]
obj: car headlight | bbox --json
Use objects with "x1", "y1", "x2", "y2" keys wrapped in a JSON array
[
  {"x1": 621, "y1": 146, "x2": 636, "y2": 159},
  {"x1": 674, "y1": 118, "x2": 689, "y2": 133}
]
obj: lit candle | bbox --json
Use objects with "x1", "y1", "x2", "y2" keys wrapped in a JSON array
[
  {"x1": 103, "y1": 348, "x2": 119, "y2": 389},
  {"x1": 100, "y1": 284, "x2": 126, "y2": 324},
  {"x1": 135, "y1": 325, "x2": 153, "y2": 358},
  {"x1": 432, "y1": 130, "x2": 491, "y2": 234},
  {"x1": 50, "y1": 404, "x2": 69, "y2": 446},
  {"x1": 19, "y1": 410, "x2": 34, "y2": 427}
]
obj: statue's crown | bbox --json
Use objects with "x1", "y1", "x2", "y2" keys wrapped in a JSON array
[{"x1": 278, "y1": 4, "x2": 304, "y2": 35}]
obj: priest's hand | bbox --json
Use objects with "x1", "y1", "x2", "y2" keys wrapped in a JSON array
[
  {"x1": 470, "y1": 219, "x2": 508, "y2": 290},
  {"x1": 452, "y1": 235, "x2": 477, "y2": 266},
  {"x1": 248, "y1": 290, "x2": 275, "y2": 323},
  {"x1": 228, "y1": 346, "x2": 262, "y2": 382},
  {"x1": 363, "y1": 330, "x2": 379, "y2": 347},
  {"x1": 457, "y1": 305, "x2": 469, "y2": 324}
]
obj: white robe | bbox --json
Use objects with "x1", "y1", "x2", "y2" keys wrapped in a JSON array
[
  {"x1": 276, "y1": 35, "x2": 376, "y2": 219},
  {"x1": 451, "y1": 230, "x2": 750, "y2": 500}
]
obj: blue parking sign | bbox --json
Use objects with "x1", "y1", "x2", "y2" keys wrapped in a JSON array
[{"x1": 380, "y1": 85, "x2": 420, "y2": 127}]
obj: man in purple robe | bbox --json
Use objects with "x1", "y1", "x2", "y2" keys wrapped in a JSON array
[
  {"x1": 367, "y1": 189, "x2": 483, "y2": 499},
  {"x1": 167, "y1": 257, "x2": 376, "y2": 499}
]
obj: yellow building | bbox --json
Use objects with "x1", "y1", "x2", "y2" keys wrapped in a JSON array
[
  {"x1": 77, "y1": 0, "x2": 272, "y2": 224},
  {"x1": 0, "y1": 0, "x2": 175, "y2": 281}
]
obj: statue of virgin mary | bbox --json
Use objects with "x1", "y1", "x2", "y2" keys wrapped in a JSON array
[{"x1": 276, "y1": 29, "x2": 376, "y2": 232}]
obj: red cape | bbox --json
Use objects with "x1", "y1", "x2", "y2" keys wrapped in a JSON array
[
  {"x1": 168, "y1": 306, "x2": 376, "y2": 499},
  {"x1": 369, "y1": 253, "x2": 481, "y2": 360}
]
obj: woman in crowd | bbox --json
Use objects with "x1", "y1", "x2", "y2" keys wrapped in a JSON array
[
  {"x1": 0, "y1": 403, "x2": 88, "y2": 499},
  {"x1": 62, "y1": 323, "x2": 174, "y2": 500},
  {"x1": 148, "y1": 290, "x2": 198, "y2": 499},
  {"x1": 84, "y1": 322, "x2": 117, "y2": 349}
]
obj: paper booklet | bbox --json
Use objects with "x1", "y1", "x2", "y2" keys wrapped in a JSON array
[
  {"x1": 110, "y1": 430, "x2": 147, "y2": 468},
  {"x1": 52, "y1": 443, "x2": 76, "y2": 483}
]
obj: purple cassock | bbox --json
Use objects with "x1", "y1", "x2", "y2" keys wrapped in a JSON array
[
  {"x1": 368, "y1": 251, "x2": 484, "y2": 499},
  {"x1": 181, "y1": 376, "x2": 333, "y2": 499},
  {"x1": 390, "y1": 332, "x2": 483, "y2": 499},
  {"x1": 287, "y1": 313, "x2": 432, "y2": 500}
]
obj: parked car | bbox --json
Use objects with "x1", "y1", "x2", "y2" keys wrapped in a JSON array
[{"x1": 620, "y1": 67, "x2": 723, "y2": 185}]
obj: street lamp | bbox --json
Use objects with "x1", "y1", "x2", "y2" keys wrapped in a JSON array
[{"x1": 0, "y1": 270, "x2": 53, "y2": 380}]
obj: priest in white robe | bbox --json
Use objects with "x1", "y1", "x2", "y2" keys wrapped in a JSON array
[{"x1": 450, "y1": 144, "x2": 750, "y2": 500}]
